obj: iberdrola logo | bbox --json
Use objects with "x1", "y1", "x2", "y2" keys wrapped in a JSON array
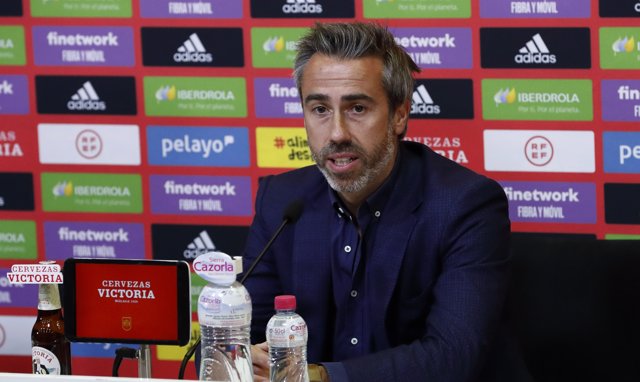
[
  {"x1": 494, "y1": 88, "x2": 517, "y2": 105},
  {"x1": 52, "y1": 181, "x2": 73, "y2": 197},
  {"x1": 263, "y1": 37, "x2": 285, "y2": 53},
  {"x1": 612, "y1": 36, "x2": 636, "y2": 55},
  {"x1": 155, "y1": 85, "x2": 177, "y2": 102}
]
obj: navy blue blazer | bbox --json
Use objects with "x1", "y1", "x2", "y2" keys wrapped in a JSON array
[{"x1": 242, "y1": 141, "x2": 526, "y2": 381}]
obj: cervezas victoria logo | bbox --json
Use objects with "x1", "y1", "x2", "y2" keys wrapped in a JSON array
[{"x1": 98, "y1": 279, "x2": 155, "y2": 302}]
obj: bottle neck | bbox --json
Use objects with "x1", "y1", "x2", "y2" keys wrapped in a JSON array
[
  {"x1": 38, "y1": 284, "x2": 62, "y2": 311},
  {"x1": 276, "y1": 308, "x2": 296, "y2": 314}
]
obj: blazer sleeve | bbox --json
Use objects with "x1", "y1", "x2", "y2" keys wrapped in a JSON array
[{"x1": 325, "y1": 177, "x2": 511, "y2": 382}]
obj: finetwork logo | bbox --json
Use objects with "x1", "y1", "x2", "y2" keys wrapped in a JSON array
[
  {"x1": 411, "y1": 85, "x2": 440, "y2": 115},
  {"x1": 0, "y1": 80, "x2": 12, "y2": 95},
  {"x1": 174, "y1": 33, "x2": 212, "y2": 63},
  {"x1": 282, "y1": 0, "x2": 322, "y2": 14},
  {"x1": 68, "y1": 82, "x2": 106, "y2": 111},
  {"x1": 612, "y1": 36, "x2": 638, "y2": 54},
  {"x1": 618, "y1": 84, "x2": 640, "y2": 100},
  {"x1": 515, "y1": 33, "x2": 557, "y2": 64},
  {"x1": 184, "y1": 231, "x2": 216, "y2": 259}
]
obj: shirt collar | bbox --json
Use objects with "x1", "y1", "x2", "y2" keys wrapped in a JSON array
[{"x1": 329, "y1": 143, "x2": 404, "y2": 223}]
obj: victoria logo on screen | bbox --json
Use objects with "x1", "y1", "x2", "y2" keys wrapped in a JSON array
[
  {"x1": 36, "y1": 76, "x2": 136, "y2": 115},
  {"x1": 250, "y1": 0, "x2": 354, "y2": 18},
  {"x1": 599, "y1": 0, "x2": 640, "y2": 17},
  {"x1": 480, "y1": 28, "x2": 590, "y2": 68},
  {"x1": 141, "y1": 28, "x2": 243, "y2": 67},
  {"x1": 410, "y1": 79, "x2": 473, "y2": 119}
]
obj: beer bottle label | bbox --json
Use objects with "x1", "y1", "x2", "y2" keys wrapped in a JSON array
[
  {"x1": 32, "y1": 346, "x2": 61, "y2": 375},
  {"x1": 38, "y1": 284, "x2": 61, "y2": 311}
]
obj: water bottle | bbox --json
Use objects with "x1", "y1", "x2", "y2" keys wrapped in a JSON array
[
  {"x1": 195, "y1": 251, "x2": 253, "y2": 382},
  {"x1": 266, "y1": 295, "x2": 309, "y2": 382}
]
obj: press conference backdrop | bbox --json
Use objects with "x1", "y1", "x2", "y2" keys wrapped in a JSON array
[{"x1": 0, "y1": 0, "x2": 639, "y2": 378}]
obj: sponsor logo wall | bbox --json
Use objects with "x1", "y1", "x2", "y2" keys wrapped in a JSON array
[{"x1": 1, "y1": 0, "x2": 639, "y2": 378}]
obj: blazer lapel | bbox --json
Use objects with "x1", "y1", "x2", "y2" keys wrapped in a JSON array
[{"x1": 368, "y1": 148, "x2": 424, "y2": 340}]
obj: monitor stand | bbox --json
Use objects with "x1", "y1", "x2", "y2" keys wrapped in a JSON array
[{"x1": 137, "y1": 344, "x2": 151, "y2": 378}]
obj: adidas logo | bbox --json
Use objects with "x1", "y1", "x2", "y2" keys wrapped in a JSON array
[
  {"x1": 67, "y1": 81, "x2": 106, "y2": 111},
  {"x1": 411, "y1": 85, "x2": 440, "y2": 115},
  {"x1": 183, "y1": 230, "x2": 216, "y2": 259},
  {"x1": 283, "y1": 0, "x2": 323, "y2": 13},
  {"x1": 173, "y1": 33, "x2": 213, "y2": 63},
  {"x1": 514, "y1": 33, "x2": 557, "y2": 64}
]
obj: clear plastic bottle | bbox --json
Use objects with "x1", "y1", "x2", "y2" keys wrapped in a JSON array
[
  {"x1": 266, "y1": 295, "x2": 309, "y2": 382},
  {"x1": 196, "y1": 252, "x2": 253, "y2": 382}
]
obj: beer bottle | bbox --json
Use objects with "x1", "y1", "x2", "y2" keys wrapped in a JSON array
[{"x1": 31, "y1": 283, "x2": 72, "y2": 375}]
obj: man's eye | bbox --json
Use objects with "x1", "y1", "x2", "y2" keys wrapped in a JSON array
[
  {"x1": 313, "y1": 106, "x2": 328, "y2": 114},
  {"x1": 352, "y1": 105, "x2": 366, "y2": 113}
]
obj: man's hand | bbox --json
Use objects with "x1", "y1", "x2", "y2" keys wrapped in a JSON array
[{"x1": 252, "y1": 342, "x2": 270, "y2": 382}]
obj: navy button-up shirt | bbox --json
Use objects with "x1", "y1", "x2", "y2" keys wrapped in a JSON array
[{"x1": 328, "y1": 151, "x2": 401, "y2": 361}]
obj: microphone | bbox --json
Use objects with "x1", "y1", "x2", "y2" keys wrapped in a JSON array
[
  {"x1": 178, "y1": 199, "x2": 304, "y2": 379},
  {"x1": 240, "y1": 199, "x2": 303, "y2": 284}
]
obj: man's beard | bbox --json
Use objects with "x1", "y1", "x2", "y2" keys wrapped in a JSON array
[{"x1": 311, "y1": 126, "x2": 396, "y2": 194}]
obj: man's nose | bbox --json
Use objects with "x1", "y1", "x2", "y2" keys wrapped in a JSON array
[{"x1": 329, "y1": 114, "x2": 351, "y2": 142}]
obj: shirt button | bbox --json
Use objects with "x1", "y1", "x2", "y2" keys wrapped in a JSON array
[
  {"x1": 374, "y1": 211, "x2": 381, "y2": 218},
  {"x1": 344, "y1": 245, "x2": 352, "y2": 253},
  {"x1": 350, "y1": 337, "x2": 358, "y2": 345},
  {"x1": 350, "y1": 290, "x2": 358, "y2": 298}
]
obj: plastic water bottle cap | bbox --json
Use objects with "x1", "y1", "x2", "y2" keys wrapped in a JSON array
[{"x1": 274, "y1": 295, "x2": 296, "y2": 310}]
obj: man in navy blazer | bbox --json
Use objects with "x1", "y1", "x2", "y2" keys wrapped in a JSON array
[{"x1": 245, "y1": 22, "x2": 528, "y2": 382}]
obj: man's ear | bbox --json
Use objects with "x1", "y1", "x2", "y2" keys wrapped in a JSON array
[{"x1": 392, "y1": 101, "x2": 410, "y2": 137}]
